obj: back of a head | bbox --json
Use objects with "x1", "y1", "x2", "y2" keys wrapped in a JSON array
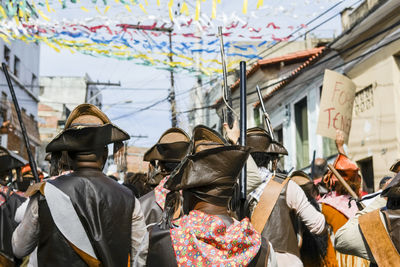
[
  {"x1": 314, "y1": 158, "x2": 327, "y2": 179},
  {"x1": 166, "y1": 125, "x2": 249, "y2": 214},
  {"x1": 46, "y1": 104, "x2": 129, "y2": 171}
]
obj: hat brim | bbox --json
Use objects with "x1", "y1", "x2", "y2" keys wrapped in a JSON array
[
  {"x1": 65, "y1": 104, "x2": 110, "y2": 128},
  {"x1": 165, "y1": 145, "x2": 250, "y2": 192},
  {"x1": 0, "y1": 146, "x2": 28, "y2": 172},
  {"x1": 143, "y1": 142, "x2": 190, "y2": 162},
  {"x1": 46, "y1": 123, "x2": 129, "y2": 153},
  {"x1": 382, "y1": 173, "x2": 400, "y2": 197},
  {"x1": 267, "y1": 140, "x2": 288, "y2": 155}
]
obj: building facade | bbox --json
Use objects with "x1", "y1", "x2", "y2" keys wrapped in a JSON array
[
  {"x1": 254, "y1": 0, "x2": 400, "y2": 192},
  {"x1": 0, "y1": 39, "x2": 40, "y2": 161}
]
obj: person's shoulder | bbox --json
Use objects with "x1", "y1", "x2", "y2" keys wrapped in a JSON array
[{"x1": 139, "y1": 189, "x2": 155, "y2": 204}]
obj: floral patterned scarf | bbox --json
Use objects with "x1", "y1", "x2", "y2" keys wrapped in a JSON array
[
  {"x1": 155, "y1": 176, "x2": 170, "y2": 210},
  {"x1": 170, "y1": 210, "x2": 261, "y2": 266}
]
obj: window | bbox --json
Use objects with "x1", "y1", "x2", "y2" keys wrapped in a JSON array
[
  {"x1": 354, "y1": 85, "x2": 373, "y2": 116},
  {"x1": 0, "y1": 92, "x2": 7, "y2": 123},
  {"x1": 3, "y1": 46, "x2": 10, "y2": 65},
  {"x1": 14, "y1": 56, "x2": 20, "y2": 77},
  {"x1": 31, "y1": 74, "x2": 37, "y2": 92},
  {"x1": 274, "y1": 126, "x2": 285, "y2": 168},
  {"x1": 322, "y1": 137, "x2": 337, "y2": 157},
  {"x1": 294, "y1": 97, "x2": 309, "y2": 168},
  {"x1": 253, "y1": 107, "x2": 262, "y2": 127}
]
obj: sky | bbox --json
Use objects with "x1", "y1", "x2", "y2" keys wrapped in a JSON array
[{"x1": 38, "y1": 0, "x2": 362, "y2": 148}]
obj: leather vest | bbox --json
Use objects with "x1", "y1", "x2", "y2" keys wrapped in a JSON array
[
  {"x1": 0, "y1": 193, "x2": 25, "y2": 261},
  {"x1": 383, "y1": 209, "x2": 400, "y2": 253},
  {"x1": 146, "y1": 214, "x2": 269, "y2": 267},
  {"x1": 139, "y1": 190, "x2": 163, "y2": 225},
  {"x1": 37, "y1": 169, "x2": 135, "y2": 267},
  {"x1": 260, "y1": 176, "x2": 300, "y2": 257}
]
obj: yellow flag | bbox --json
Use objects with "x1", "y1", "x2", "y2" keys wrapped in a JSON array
[
  {"x1": 195, "y1": 0, "x2": 200, "y2": 21},
  {"x1": 211, "y1": 0, "x2": 216, "y2": 19},
  {"x1": 180, "y1": 2, "x2": 189, "y2": 16},
  {"x1": 80, "y1": 6, "x2": 89, "y2": 12},
  {"x1": 104, "y1": 5, "x2": 111, "y2": 14},
  {"x1": 257, "y1": 0, "x2": 263, "y2": 9},
  {"x1": 168, "y1": 0, "x2": 173, "y2": 21},
  {"x1": 125, "y1": 4, "x2": 132, "y2": 12},
  {"x1": 95, "y1": 5, "x2": 102, "y2": 14},
  {"x1": 0, "y1": 6, "x2": 7, "y2": 18},
  {"x1": 242, "y1": 0, "x2": 248, "y2": 14},
  {"x1": 139, "y1": 3, "x2": 148, "y2": 14},
  {"x1": 157, "y1": 0, "x2": 160, "y2": 6}
]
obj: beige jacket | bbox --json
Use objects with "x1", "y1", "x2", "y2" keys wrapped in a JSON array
[{"x1": 334, "y1": 195, "x2": 387, "y2": 262}]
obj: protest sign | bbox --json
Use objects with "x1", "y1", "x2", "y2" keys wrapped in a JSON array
[{"x1": 317, "y1": 69, "x2": 356, "y2": 144}]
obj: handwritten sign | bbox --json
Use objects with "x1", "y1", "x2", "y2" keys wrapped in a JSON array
[{"x1": 317, "y1": 69, "x2": 356, "y2": 144}]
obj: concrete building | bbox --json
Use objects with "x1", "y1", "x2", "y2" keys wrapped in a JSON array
[
  {"x1": 0, "y1": 39, "x2": 40, "y2": 160},
  {"x1": 38, "y1": 75, "x2": 103, "y2": 144},
  {"x1": 37, "y1": 75, "x2": 103, "y2": 170},
  {"x1": 188, "y1": 39, "x2": 330, "y2": 132},
  {"x1": 253, "y1": 0, "x2": 400, "y2": 192}
]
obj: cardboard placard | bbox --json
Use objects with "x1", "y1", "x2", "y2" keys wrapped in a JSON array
[{"x1": 317, "y1": 69, "x2": 356, "y2": 144}]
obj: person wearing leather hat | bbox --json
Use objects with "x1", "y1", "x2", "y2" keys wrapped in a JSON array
[
  {"x1": 12, "y1": 104, "x2": 148, "y2": 267},
  {"x1": 335, "y1": 172, "x2": 400, "y2": 266},
  {"x1": 139, "y1": 127, "x2": 190, "y2": 225},
  {"x1": 0, "y1": 146, "x2": 27, "y2": 266},
  {"x1": 245, "y1": 127, "x2": 325, "y2": 267},
  {"x1": 146, "y1": 125, "x2": 277, "y2": 267}
]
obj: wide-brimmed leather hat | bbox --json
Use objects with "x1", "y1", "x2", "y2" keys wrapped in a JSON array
[
  {"x1": 143, "y1": 128, "x2": 190, "y2": 163},
  {"x1": 165, "y1": 125, "x2": 249, "y2": 206},
  {"x1": 46, "y1": 104, "x2": 129, "y2": 152},
  {"x1": 290, "y1": 170, "x2": 312, "y2": 185},
  {"x1": 246, "y1": 127, "x2": 288, "y2": 155},
  {"x1": 390, "y1": 160, "x2": 400, "y2": 173},
  {"x1": 267, "y1": 140, "x2": 288, "y2": 155},
  {"x1": 0, "y1": 146, "x2": 27, "y2": 172},
  {"x1": 382, "y1": 172, "x2": 400, "y2": 198},
  {"x1": 246, "y1": 127, "x2": 272, "y2": 153}
]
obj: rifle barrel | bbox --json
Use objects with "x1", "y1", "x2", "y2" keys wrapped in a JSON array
[
  {"x1": 218, "y1": 26, "x2": 233, "y2": 128},
  {"x1": 239, "y1": 61, "x2": 247, "y2": 219},
  {"x1": 2, "y1": 63, "x2": 40, "y2": 183},
  {"x1": 255, "y1": 85, "x2": 275, "y2": 140}
]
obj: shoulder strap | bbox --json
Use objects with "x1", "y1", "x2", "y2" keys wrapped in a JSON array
[
  {"x1": 251, "y1": 177, "x2": 290, "y2": 233},
  {"x1": 44, "y1": 182, "x2": 102, "y2": 267},
  {"x1": 359, "y1": 209, "x2": 400, "y2": 267}
]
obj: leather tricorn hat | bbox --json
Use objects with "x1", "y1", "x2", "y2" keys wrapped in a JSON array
[
  {"x1": 267, "y1": 140, "x2": 288, "y2": 155},
  {"x1": 390, "y1": 160, "x2": 400, "y2": 173},
  {"x1": 246, "y1": 127, "x2": 272, "y2": 153},
  {"x1": 46, "y1": 104, "x2": 129, "y2": 153},
  {"x1": 165, "y1": 146, "x2": 250, "y2": 205},
  {"x1": 382, "y1": 172, "x2": 400, "y2": 198},
  {"x1": 143, "y1": 128, "x2": 190, "y2": 162},
  {"x1": 290, "y1": 170, "x2": 312, "y2": 185},
  {"x1": 0, "y1": 146, "x2": 27, "y2": 172},
  {"x1": 165, "y1": 125, "x2": 249, "y2": 205},
  {"x1": 191, "y1": 124, "x2": 228, "y2": 153}
]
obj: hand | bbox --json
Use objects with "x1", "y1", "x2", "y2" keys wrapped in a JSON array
[
  {"x1": 223, "y1": 120, "x2": 240, "y2": 144},
  {"x1": 335, "y1": 129, "x2": 346, "y2": 155}
]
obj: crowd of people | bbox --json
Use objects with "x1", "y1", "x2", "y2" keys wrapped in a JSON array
[{"x1": 0, "y1": 103, "x2": 399, "y2": 267}]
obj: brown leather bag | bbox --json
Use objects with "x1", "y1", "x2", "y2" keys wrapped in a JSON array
[
  {"x1": 251, "y1": 177, "x2": 290, "y2": 233},
  {"x1": 359, "y1": 209, "x2": 400, "y2": 267}
]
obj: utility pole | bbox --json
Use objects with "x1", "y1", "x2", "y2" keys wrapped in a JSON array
[
  {"x1": 168, "y1": 31, "x2": 177, "y2": 127},
  {"x1": 85, "y1": 80, "x2": 121, "y2": 105},
  {"x1": 118, "y1": 24, "x2": 177, "y2": 127}
]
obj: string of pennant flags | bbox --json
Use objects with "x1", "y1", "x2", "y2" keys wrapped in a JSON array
[{"x1": 0, "y1": 0, "x2": 339, "y2": 74}]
